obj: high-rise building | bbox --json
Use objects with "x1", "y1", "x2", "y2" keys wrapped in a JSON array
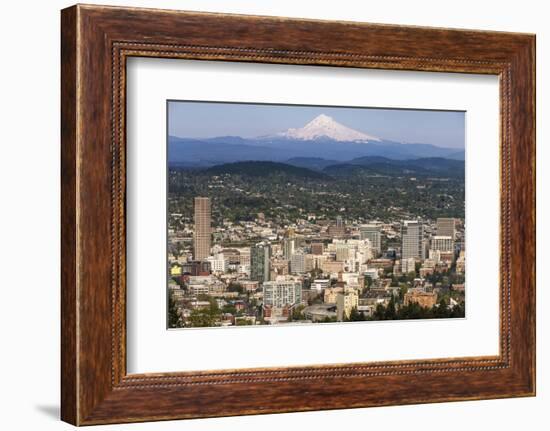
[
  {"x1": 336, "y1": 290, "x2": 359, "y2": 321},
  {"x1": 235, "y1": 247, "x2": 251, "y2": 266},
  {"x1": 250, "y1": 243, "x2": 271, "y2": 282},
  {"x1": 181, "y1": 260, "x2": 211, "y2": 276},
  {"x1": 263, "y1": 280, "x2": 302, "y2": 308},
  {"x1": 401, "y1": 220, "x2": 425, "y2": 260},
  {"x1": 310, "y1": 242, "x2": 324, "y2": 255},
  {"x1": 360, "y1": 224, "x2": 382, "y2": 256},
  {"x1": 431, "y1": 236, "x2": 454, "y2": 252},
  {"x1": 193, "y1": 197, "x2": 211, "y2": 261},
  {"x1": 437, "y1": 218, "x2": 456, "y2": 239},
  {"x1": 282, "y1": 238, "x2": 295, "y2": 259},
  {"x1": 335, "y1": 243, "x2": 352, "y2": 261},
  {"x1": 328, "y1": 217, "x2": 346, "y2": 238},
  {"x1": 290, "y1": 252, "x2": 306, "y2": 274}
]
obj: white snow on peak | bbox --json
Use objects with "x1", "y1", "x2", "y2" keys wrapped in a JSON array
[{"x1": 277, "y1": 114, "x2": 380, "y2": 142}]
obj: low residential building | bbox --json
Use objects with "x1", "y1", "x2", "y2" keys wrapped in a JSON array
[
  {"x1": 322, "y1": 260, "x2": 345, "y2": 274},
  {"x1": 187, "y1": 275, "x2": 226, "y2": 296},
  {"x1": 403, "y1": 290, "x2": 438, "y2": 308},
  {"x1": 311, "y1": 279, "x2": 330, "y2": 291},
  {"x1": 452, "y1": 283, "x2": 465, "y2": 292},
  {"x1": 240, "y1": 280, "x2": 259, "y2": 292}
]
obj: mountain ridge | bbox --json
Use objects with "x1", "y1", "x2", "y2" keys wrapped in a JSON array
[
  {"x1": 169, "y1": 113, "x2": 464, "y2": 165},
  {"x1": 174, "y1": 158, "x2": 464, "y2": 180},
  {"x1": 203, "y1": 160, "x2": 330, "y2": 180},
  {"x1": 169, "y1": 135, "x2": 464, "y2": 165}
]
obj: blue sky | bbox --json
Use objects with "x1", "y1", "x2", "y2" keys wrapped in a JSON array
[{"x1": 168, "y1": 101, "x2": 465, "y2": 149}]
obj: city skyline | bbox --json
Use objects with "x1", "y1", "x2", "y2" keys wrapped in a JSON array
[{"x1": 167, "y1": 101, "x2": 466, "y2": 329}]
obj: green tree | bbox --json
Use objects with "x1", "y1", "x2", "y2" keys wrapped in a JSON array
[
  {"x1": 364, "y1": 276, "x2": 373, "y2": 289},
  {"x1": 290, "y1": 304, "x2": 306, "y2": 321},
  {"x1": 348, "y1": 307, "x2": 365, "y2": 322},
  {"x1": 188, "y1": 299, "x2": 220, "y2": 327},
  {"x1": 399, "y1": 285, "x2": 408, "y2": 301},
  {"x1": 168, "y1": 295, "x2": 182, "y2": 328},
  {"x1": 227, "y1": 282, "x2": 244, "y2": 294},
  {"x1": 384, "y1": 296, "x2": 397, "y2": 320}
]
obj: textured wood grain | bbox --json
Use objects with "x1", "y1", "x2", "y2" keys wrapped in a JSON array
[
  {"x1": 60, "y1": 6, "x2": 78, "y2": 425},
  {"x1": 60, "y1": 4, "x2": 536, "y2": 426}
]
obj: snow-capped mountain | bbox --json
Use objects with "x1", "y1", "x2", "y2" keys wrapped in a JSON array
[
  {"x1": 168, "y1": 113, "x2": 465, "y2": 166},
  {"x1": 276, "y1": 114, "x2": 381, "y2": 142}
]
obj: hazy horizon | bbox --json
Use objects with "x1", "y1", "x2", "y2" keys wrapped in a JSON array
[{"x1": 168, "y1": 100, "x2": 465, "y2": 149}]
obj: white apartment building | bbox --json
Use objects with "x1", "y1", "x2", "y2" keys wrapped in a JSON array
[
  {"x1": 263, "y1": 280, "x2": 302, "y2": 308},
  {"x1": 206, "y1": 253, "x2": 227, "y2": 273}
]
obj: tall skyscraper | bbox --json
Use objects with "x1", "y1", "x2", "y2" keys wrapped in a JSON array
[
  {"x1": 328, "y1": 217, "x2": 346, "y2": 238},
  {"x1": 193, "y1": 197, "x2": 211, "y2": 261},
  {"x1": 437, "y1": 218, "x2": 456, "y2": 239},
  {"x1": 282, "y1": 238, "x2": 295, "y2": 259},
  {"x1": 360, "y1": 224, "x2": 382, "y2": 256},
  {"x1": 290, "y1": 252, "x2": 306, "y2": 274},
  {"x1": 250, "y1": 243, "x2": 271, "y2": 282},
  {"x1": 401, "y1": 220, "x2": 425, "y2": 260}
]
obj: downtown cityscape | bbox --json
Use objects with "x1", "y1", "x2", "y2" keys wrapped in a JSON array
[{"x1": 167, "y1": 103, "x2": 466, "y2": 328}]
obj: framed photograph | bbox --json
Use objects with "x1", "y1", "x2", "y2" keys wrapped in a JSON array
[{"x1": 61, "y1": 4, "x2": 536, "y2": 425}]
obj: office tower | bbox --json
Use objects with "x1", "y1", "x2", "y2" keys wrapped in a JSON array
[
  {"x1": 437, "y1": 217, "x2": 456, "y2": 239},
  {"x1": 328, "y1": 217, "x2": 346, "y2": 238},
  {"x1": 283, "y1": 238, "x2": 295, "y2": 259},
  {"x1": 263, "y1": 280, "x2": 302, "y2": 308},
  {"x1": 290, "y1": 252, "x2": 306, "y2": 274},
  {"x1": 335, "y1": 243, "x2": 352, "y2": 261},
  {"x1": 181, "y1": 260, "x2": 211, "y2": 276},
  {"x1": 250, "y1": 243, "x2": 271, "y2": 282},
  {"x1": 311, "y1": 242, "x2": 324, "y2": 255},
  {"x1": 401, "y1": 220, "x2": 425, "y2": 260},
  {"x1": 360, "y1": 224, "x2": 381, "y2": 256},
  {"x1": 431, "y1": 236, "x2": 454, "y2": 252},
  {"x1": 193, "y1": 197, "x2": 211, "y2": 261}
]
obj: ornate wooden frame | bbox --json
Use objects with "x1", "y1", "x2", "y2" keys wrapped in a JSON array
[{"x1": 61, "y1": 4, "x2": 536, "y2": 426}]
